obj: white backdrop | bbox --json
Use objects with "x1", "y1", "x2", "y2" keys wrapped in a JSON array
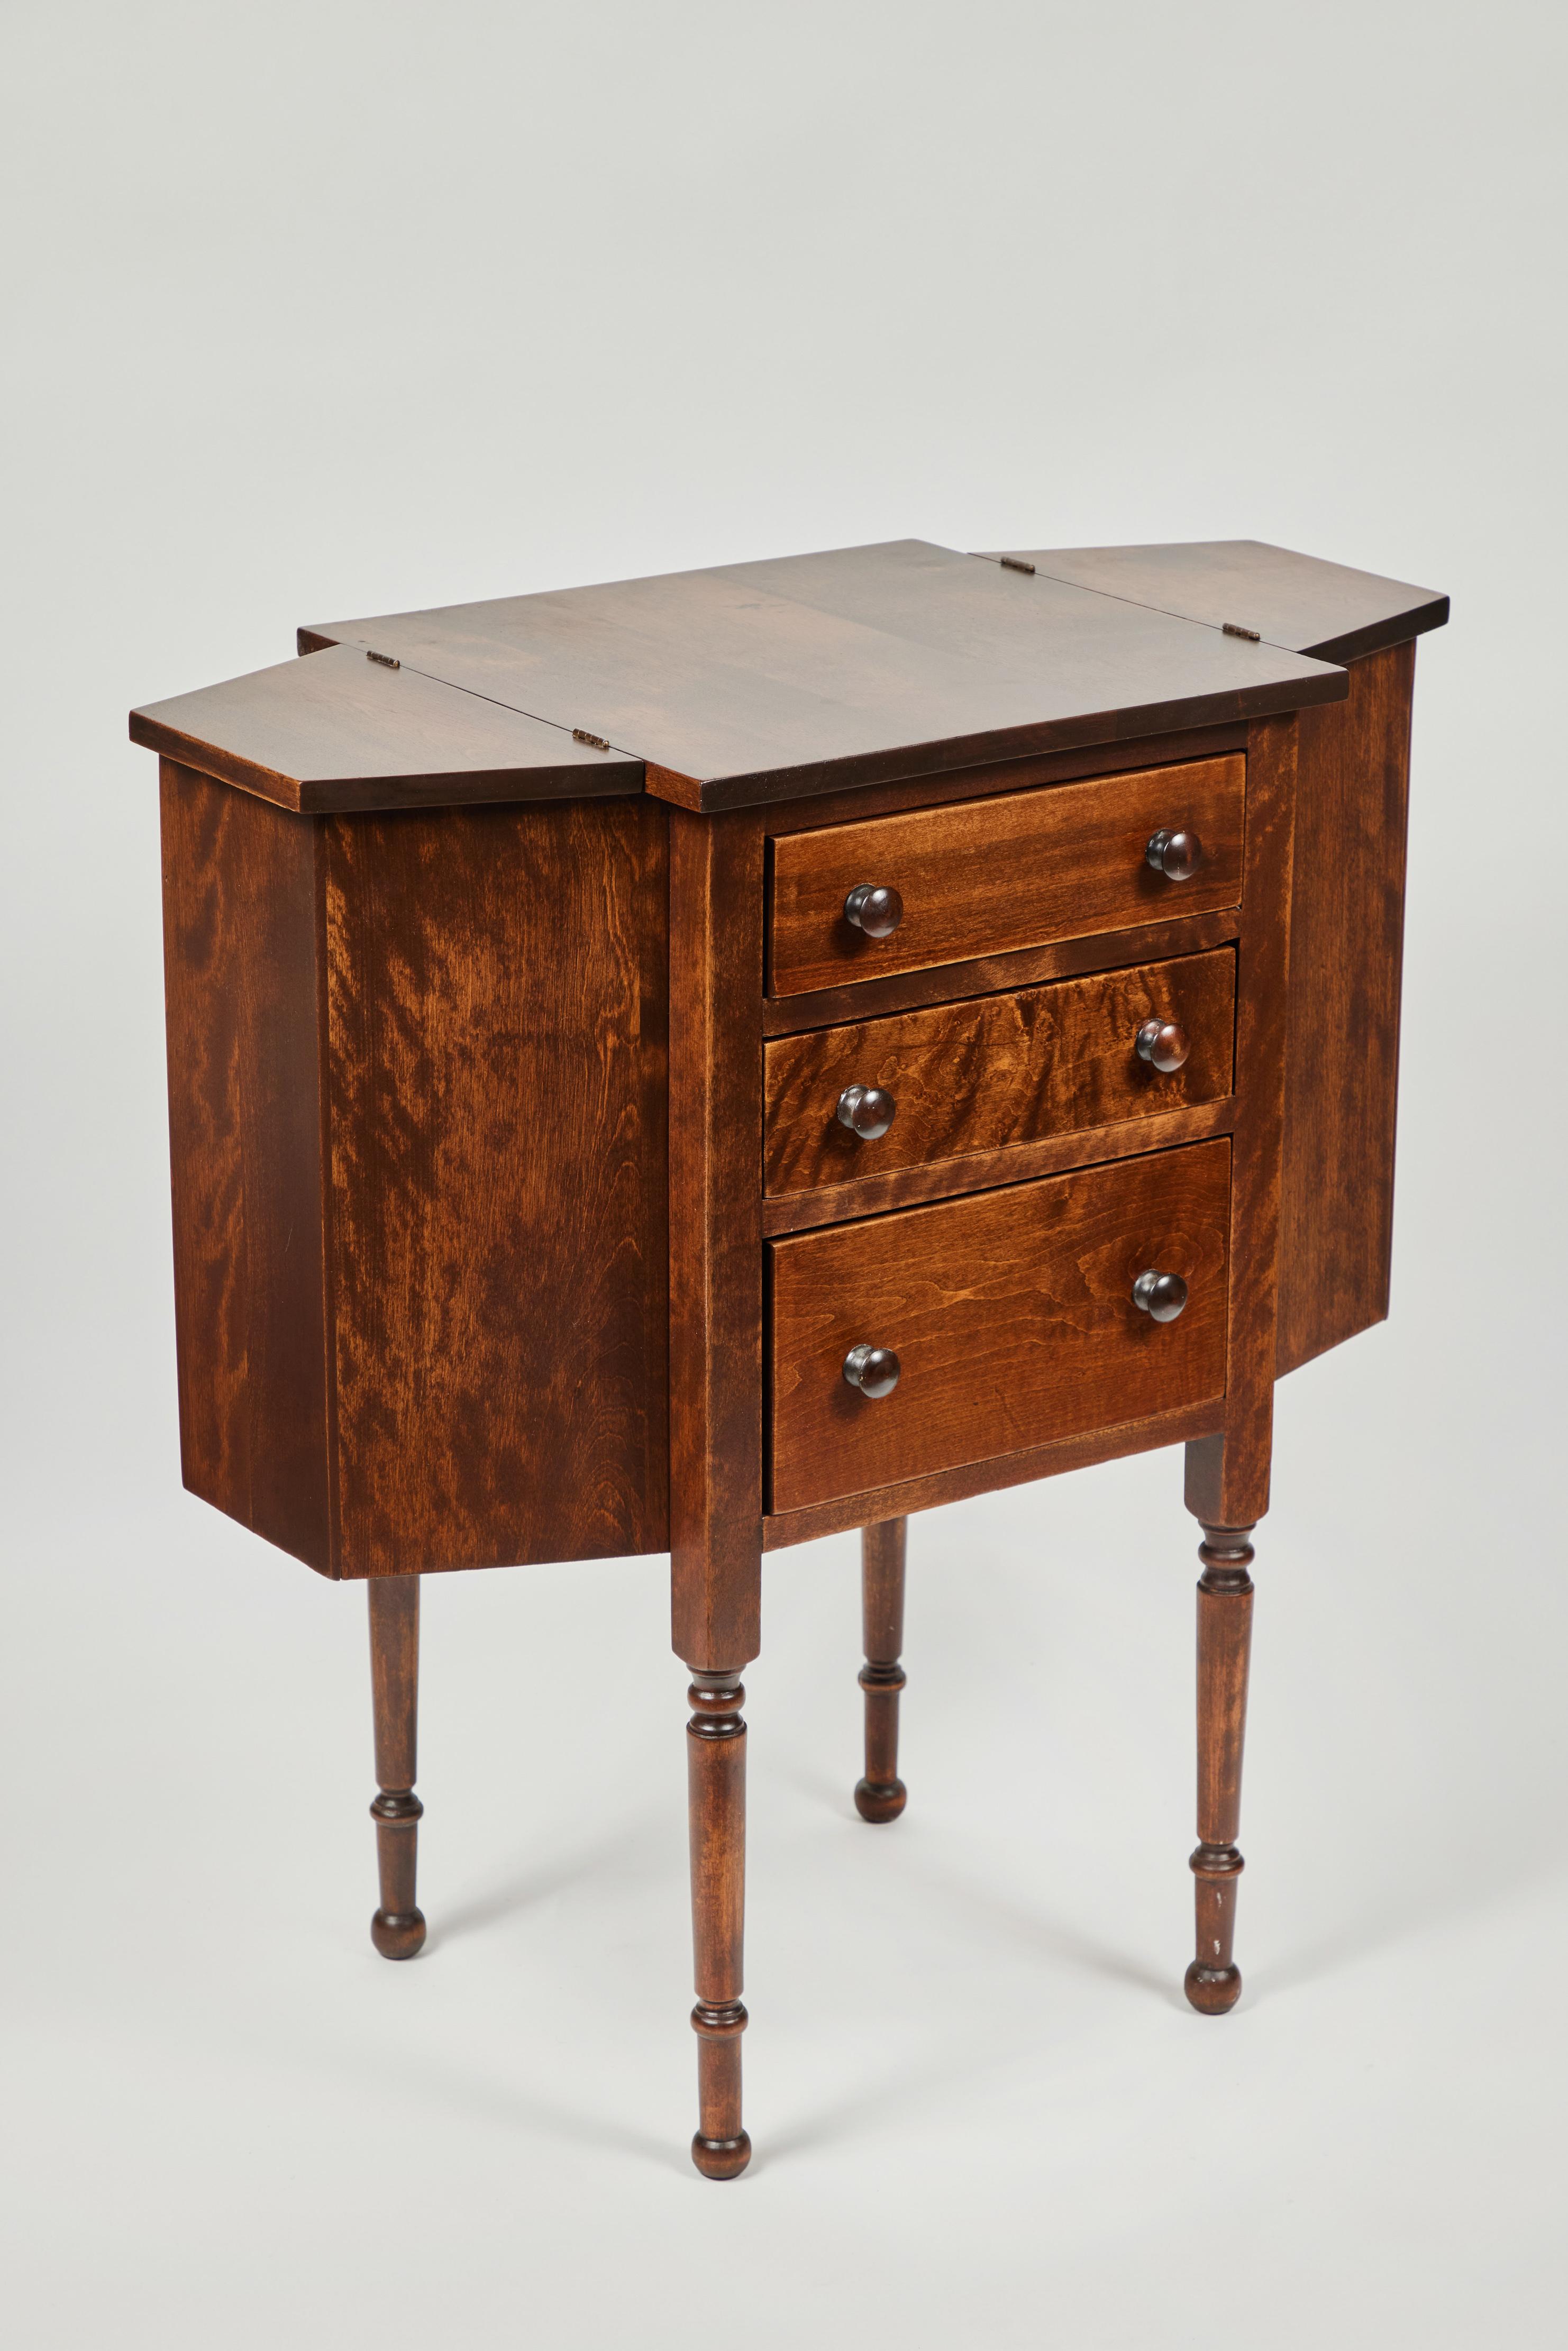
[{"x1": 2, "y1": 4, "x2": 1563, "y2": 2345}]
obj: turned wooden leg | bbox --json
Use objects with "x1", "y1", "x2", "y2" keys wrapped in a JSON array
[
  {"x1": 368, "y1": 1577, "x2": 426, "y2": 1960},
  {"x1": 855, "y1": 1517, "x2": 908, "y2": 1823},
  {"x1": 1185, "y1": 1523, "x2": 1255, "y2": 2014},
  {"x1": 686, "y1": 1669, "x2": 750, "y2": 2179}
]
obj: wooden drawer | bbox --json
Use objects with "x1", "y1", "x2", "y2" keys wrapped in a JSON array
[
  {"x1": 768, "y1": 755, "x2": 1245, "y2": 997},
  {"x1": 769, "y1": 1139, "x2": 1230, "y2": 1512},
  {"x1": 764, "y1": 947, "x2": 1235, "y2": 1197}
]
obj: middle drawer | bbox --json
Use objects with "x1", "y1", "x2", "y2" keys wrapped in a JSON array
[{"x1": 764, "y1": 947, "x2": 1236, "y2": 1197}]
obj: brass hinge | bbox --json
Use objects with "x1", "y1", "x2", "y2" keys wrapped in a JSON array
[
  {"x1": 366, "y1": 649, "x2": 401, "y2": 669},
  {"x1": 999, "y1": 555, "x2": 1036, "y2": 575},
  {"x1": 572, "y1": 727, "x2": 612, "y2": 751},
  {"x1": 1222, "y1": 622, "x2": 1261, "y2": 641}
]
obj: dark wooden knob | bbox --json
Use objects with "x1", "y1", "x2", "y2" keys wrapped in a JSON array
[
  {"x1": 1132, "y1": 1269, "x2": 1189, "y2": 1323},
  {"x1": 1146, "y1": 828, "x2": 1203, "y2": 882},
  {"x1": 836, "y1": 1083, "x2": 897, "y2": 1140},
  {"x1": 1135, "y1": 1017, "x2": 1190, "y2": 1073},
  {"x1": 843, "y1": 1343, "x2": 901, "y2": 1398},
  {"x1": 843, "y1": 882, "x2": 904, "y2": 938}
]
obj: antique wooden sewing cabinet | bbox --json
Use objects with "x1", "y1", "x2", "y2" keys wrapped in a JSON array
[{"x1": 131, "y1": 538, "x2": 1447, "y2": 2176}]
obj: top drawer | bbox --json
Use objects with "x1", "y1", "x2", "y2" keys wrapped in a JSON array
[{"x1": 769, "y1": 754, "x2": 1245, "y2": 997}]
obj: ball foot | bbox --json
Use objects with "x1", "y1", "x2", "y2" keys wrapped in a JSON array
[
  {"x1": 691, "y1": 2130, "x2": 751, "y2": 2180},
  {"x1": 854, "y1": 1776, "x2": 907, "y2": 1823},
  {"x1": 371, "y1": 1906, "x2": 427, "y2": 1960},
  {"x1": 1184, "y1": 1960, "x2": 1242, "y2": 2015}
]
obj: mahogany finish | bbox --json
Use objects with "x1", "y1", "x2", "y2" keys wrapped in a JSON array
[
  {"x1": 302, "y1": 540, "x2": 1345, "y2": 812},
  {"x1": 768, "y1": 755, "x2": 1245, "y2": 995},
  {"x1": 768, "y1": 1140, "x2": 1233, "y2": 1514},
  {"x1": 667, "y1": 810, "x2": 764, "y2": 1672},
  {"x1": 687, "y1": 1673, "x2": 750, "y2": 2178},
  {"x1": 159, "y1": 761, "x2": 333, "y2": 1567},
  {"x1": 761, "y1": 1096, "x2": 1234, "y2": 1239},
  {"x1": 763, "y1": 948, "x2": 1236, "y2": 1197},
  {"x1": 158, "y1": 763, "x2": 668, "y2": 1578},
  {"x1": 325, "y1": 795, "x2": 669, "y2": 1575},
  {"x1": 1276, "y1": 642, "x2": 1417, "y2": 1374},
  {"x1": 1186, "y1": 1525, "x2": 1256, "y2": 2015},
  {"x1": 759, "y1": 721, "x2": 1250, "y2": 846},
  {"x1": 993, "y1": 537, "x2": 1448, "y2": 667},
  {"x1": 761, "y1": 907, "x2": 1242, "y2": 1037},
  {"x1": 856, "y1": 1520, "x2": 909, "y2": 1824},
  {"x1": 138, "y1": 532, "x2": 1446, "y2": 2177},
  {"x1": 763, "y1": 1398, "x2": 1224, "y2": 1553},
  {"x1": 132, "y1": 641, "x2": 642, "y2": 813},
  {"x1": 368, "y1": 1577, "x2": 425, "y2": 1960},
  {"x1": 1182, "y1": 713, "x2": 1299, "y2": 1533}
]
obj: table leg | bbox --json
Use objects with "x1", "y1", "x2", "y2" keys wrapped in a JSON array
[
  {"x1": 1185, "y1": 1523, "x2": 1255, "y2": 2013},
  {"x1": 686, "y1": 1668, "x2": 750, "y2": 2179},
  {"x1": 856, "y1": 1518, "x2": 908, "y2": 1823},
  {"x1": 368, "y1": 1576, "x2": 425, "y2": 1960}
]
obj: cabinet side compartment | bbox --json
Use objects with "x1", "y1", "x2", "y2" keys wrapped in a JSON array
[
  {"x1": 159, "y1": 760, "x2": 336, "y2": 1569},
  {"x1": 324, "y1": 797, "x2": 670, "y2": 1574},
  {"x1": 1277, "y1": 640, "x2": 1416, "y2": 1375}
]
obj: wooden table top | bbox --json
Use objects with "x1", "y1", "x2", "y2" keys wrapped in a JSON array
[
  {"x1": 133, "y1": 537, "x2": 1446, "y2": 816},
  {"x1": 988, "y1": 539, "x2": 1449, "y2": 667}
]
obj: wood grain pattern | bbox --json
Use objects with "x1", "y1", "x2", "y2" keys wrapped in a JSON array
[
  {"x1": 757, "y1": 722, "x2": 1249, "y2": 841},
  {"x1": 763, "y1": 1397, "x2": 1223, "y2": 1551},
  {"x1": 764, "y1": 948, "x2": 1236, "y2": 1196},
  {"x1": 1183, "y1": 712, "x2": 1299, "y2": 1532},
  {"x1": 1185, "y1": 1525, "x2": 1255, "y2": 2015},
  {"x1": 762, "y1": 909, "x2": 1241, "y2": 1036},
  {"x1": 133, "y1": 642, "x2": 641, "y2": 813},
  {"x1": 686, "y1": 1672, "x2": 751, "y2": 2177},
  {"x1": 1276, "y1": 642, "x2": 1416, "y2": 1376},
  {"x1": 992, "y1": 539, "x2": 1448, "y2": 667},
  {"x1": 303, "y1": 541, "x2": 1345, "y2": 812},
  {"x1": 856, "y1": 1520, "x2": 908, "y2": 1823},
  {"x1": 368, "y1": 1577, "x2": 425, "y2": 1958},
  {"x1": 667, "y1": 810, "x2": 765, "y2": 1669},
  {"x1": 768, "y1": 756, "x2": 1245, "y2": 996},
  {"x1": 324, "y1": 797, "x2": 669, "y2": 1574},
  {"x1": 159, "y1": 760, "x2": 334, "y2": 1568},
  {"x1": 768, "y1": 1139, "x2": 1232, "y2": 1514},
  {"x1": 761, "y1": 1098, "x2": 1235, "y2": 1236},
  {"x1": 160, "y1": 771, "x2": 671, "y2": 1580}
]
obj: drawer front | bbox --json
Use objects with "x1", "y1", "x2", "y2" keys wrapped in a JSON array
[
  {"x1": 769, "y1": 755, "x2": 1244, "y2": 997},
  {"x1": 764, "y1": 947, "x2": 1235, "y2": 1196},
  {"x1": 769, "y1": 1139, "x2": 1230, "y2": 1512}
]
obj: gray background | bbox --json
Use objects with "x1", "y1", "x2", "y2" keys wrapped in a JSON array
[{"x1": 2, "y1": 3, "x2": 1562, "y2": 2345}]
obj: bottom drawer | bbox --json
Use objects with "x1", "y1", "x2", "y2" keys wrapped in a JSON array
[{"x1": 768, "y1": 1138, "x2": 1231, "y2": 1512}]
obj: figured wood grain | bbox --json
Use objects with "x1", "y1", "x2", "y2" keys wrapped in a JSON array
[
  {"x1": 668, "y1": 810, "x2": 766, "y2": 1669},
  {"x1": 133, "y1": 642, "x2": 641, "y2": 813},
  {"x1": 757, "y1": 722, "x2": 1249, "y2": 839},
  {"x1": 762, "y1": 1098, "x2": 1235, "y2": 1235},
  {"x1": 159, "y1": 760, "x2": 334, "y2": 1568},
  {"x1": 764, "y1": 948, "x2": 1236, "y2": 1196},
  {"x1": 769, "y1": 756, "x2": 1245, "y2": 996},
  {"x1": 1184, "y1": 714, "x2": 1299, "y2": 1530},
  {"x1": 990, "y1": 540, "x2": 1449, "y2": 666},
  {"x1": 762, "y1": 909, "x2": 1241, "y2": 1036},
  {"x1": 769, "y1": 1138, "x2": 1232, "y2": 1514},
  {"x1": 324, "y1": 797, "x2": 669, "y2": 1574},
  {"x1": 1276, "y1": 642, "x2": 1416, "y2": 1375},
  {"x1": 763, "y1": 1396, "x2": 1224, "y2": 1550},
  {"x1": 303, "y1": 541, "x2": 1345, "y2": 812}
]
